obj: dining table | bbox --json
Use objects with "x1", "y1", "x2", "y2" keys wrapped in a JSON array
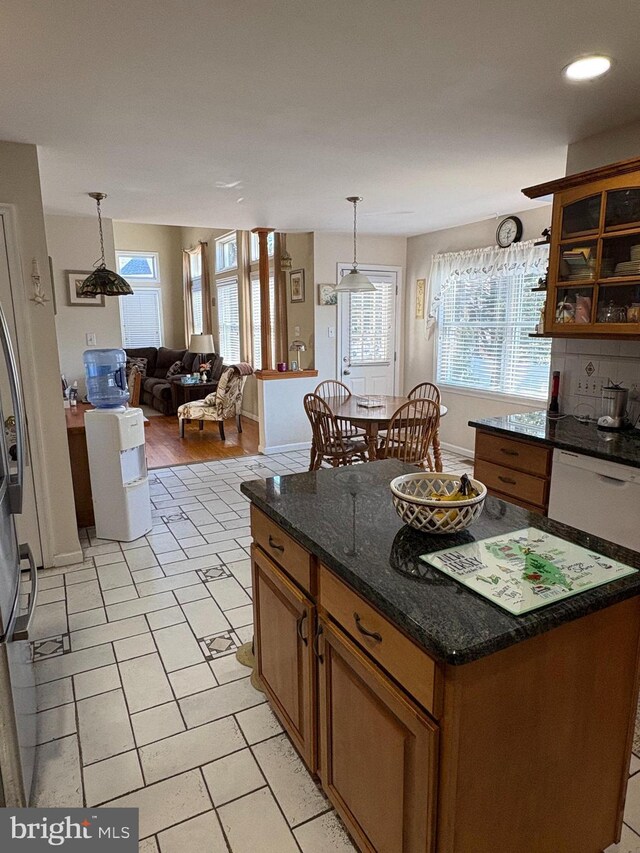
[{"x1": 325, "y1": 395, "x2": 448, "y2": 468}]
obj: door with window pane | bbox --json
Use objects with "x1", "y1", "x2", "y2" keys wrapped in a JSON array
[{"x1": 338, "y1": 268, "x2": 398, "y2": 396}]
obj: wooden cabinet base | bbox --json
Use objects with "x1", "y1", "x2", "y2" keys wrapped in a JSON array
[
  {"x1": 251, "y1": 515, "x2": 640, "y2": 853},
  {"x1": 318, "y1": 618, "x2": 438, "y2": 853},
  {"x1": 437, "y1": 597, "x2": 640, "y2": 852},
  {"x1": 251, "y1": 545, "x2": 317, "y2": 771},
  {"x1": 474, "y1": 428, "x2": 552, "y2": 514}
]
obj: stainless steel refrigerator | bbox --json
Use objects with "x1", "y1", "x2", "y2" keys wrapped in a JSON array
[{"x1": 0, "y1": 301, "x2": 37, "y2": 806}]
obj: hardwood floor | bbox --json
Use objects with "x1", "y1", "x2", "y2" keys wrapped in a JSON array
[{"x1": 144, "y1": 413, "x2": 259, "y2": 469}]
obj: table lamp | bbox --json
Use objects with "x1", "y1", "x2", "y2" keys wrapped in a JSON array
[
  {"x1": 289, "y1": 339, "x2": 306, "y2": 371},
  {"x1": 189, "y1": 334, "x2": 215, "y2": 368}
]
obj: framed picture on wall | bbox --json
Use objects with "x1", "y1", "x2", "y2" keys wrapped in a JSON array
[
  {"x1": 318, "y1": 283, "x2": 337, "y2": 306},
  {"x1": 66, "y1": 271, "x2": 105, "y2": 306},
  {"x1": 415, "y1": 278, "x2": 426, "y2": 320},
  {"x1": 290, "y1": 269, "x2": 305, "y2": 303}
]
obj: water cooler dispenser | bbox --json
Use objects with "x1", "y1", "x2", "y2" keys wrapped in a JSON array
[{"x1": 83, "y1": 349, "x2": 152, "y2": 541}]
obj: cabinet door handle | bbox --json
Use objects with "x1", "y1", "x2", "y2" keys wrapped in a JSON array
[
  {"x1": 498, "y1": 475, "x2": 517, "y2": 485},
  {"x1": 353, "y1": 612, "x2": 382, "y2": 643},
  {"x1": 297, "y1": 612, "x2": 308, "y2": 646},
  {"x1": 313, "y1": 623, "x2": 324, "y2": 663},
  {"x1": 500, "y1": 448, "x2": 519, "y2": 457},
  {"x1": 268, "y1": 535, "x2": 284, "y2": 553}
]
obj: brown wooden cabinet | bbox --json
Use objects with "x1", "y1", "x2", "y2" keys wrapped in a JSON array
[
  {"x1": 523, "y1": 156, "x2": 640, "y2": 338},
  {"x1": 473, "y1": 428, "x2": 552, "y2": 513},
  {"x1": 250, "y1": 505, "x2": 640, "y2": 852},
  {"x1": 251, "y1": 545, "x2": 317, "y2": 770},
  {"x1": 317, "y1": 617, "x2": 438, "y2": 853}
]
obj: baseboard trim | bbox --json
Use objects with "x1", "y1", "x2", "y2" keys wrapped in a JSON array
[
  {"x1": 241, "y1": 409, "x2": 259, "y2": 422},
  {"x1": 259, "y1": 441, "x2": 312, "y2": 455},
  {"x1": 51, "y1": 549, "x2": 85, "y2": 568},
  {"x1": 441, "y1": 441, "x2": 474, "y2": 459}
]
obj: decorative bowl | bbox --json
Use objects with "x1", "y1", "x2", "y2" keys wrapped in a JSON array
[{"x1": 390, "y1": 472, "x2": 487, "y2": 534}]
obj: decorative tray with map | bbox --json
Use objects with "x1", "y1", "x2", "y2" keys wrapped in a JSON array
[{"x1": 421, "y1": 527, "x2": 637, "y2": 615}]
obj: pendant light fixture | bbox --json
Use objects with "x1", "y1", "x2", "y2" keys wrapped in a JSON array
[
  {"x1": 78, "y1": 193, "x2": 134, "y2": 297},
  {"x1": 335, "y1": 196, "x2": 375, "y2": 292}
]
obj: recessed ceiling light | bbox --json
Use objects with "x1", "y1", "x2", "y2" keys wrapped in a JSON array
[{"x1": 564, "y1": 55, "x2": 612, "y2": 81}]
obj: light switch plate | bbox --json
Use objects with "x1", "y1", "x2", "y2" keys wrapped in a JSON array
[{"x1": 86, "y1": 332, "x2": 97, "y2": 346}]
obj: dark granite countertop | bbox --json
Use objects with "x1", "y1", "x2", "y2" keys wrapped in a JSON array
[
  {"x1": 241, "y1": 459, "x2": 640, "y2": 666},
  {"x1": 470, "y1": 410, "x2": 640, "y2": 468}
]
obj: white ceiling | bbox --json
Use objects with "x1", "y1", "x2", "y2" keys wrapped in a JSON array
[{"x1": 1, "y1": 1, "x2": 639, "y2": 236}]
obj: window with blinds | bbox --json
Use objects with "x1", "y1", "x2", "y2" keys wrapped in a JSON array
[
  {"x1": 119, "y1": 288, "x2": 163, "y2": 348},
  {"x1": 349, "y1": 280, "x2": 394, "y2": 364},
  {"x1": 251, "y1": 276, "x2": 276, "y2": 369},
  {"x1": 217, "y1": 277, "x2": 241, "y2": 363},
  {"x1": 436, "y1": 271, "x2": 551, "y2": 399}
]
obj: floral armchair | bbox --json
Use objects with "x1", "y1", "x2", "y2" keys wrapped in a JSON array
[{"x1": 177, "y1": 364, "x2": 253, "y2": 441}]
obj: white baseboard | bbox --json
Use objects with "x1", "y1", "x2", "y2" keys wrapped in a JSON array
[
  {"x1": 51, "y1": 549, "x2": 84, "y2": 568},
  {"x1": 441, "y1": 441, "x2": 474, "y2": 459},
  {"x1": 241, "y1": 409, "x2": 259, "y2": 422},
  {"x1": 259, "y1": 441, "x2": 312, "y2": 455}
]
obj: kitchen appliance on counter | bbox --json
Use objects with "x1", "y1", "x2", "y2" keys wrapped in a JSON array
[
  {"x1": 548, "y1": 449, "x2": 640, "y2": 552},
  {"x1": 0, "y1": 302, "x2": 37, "y2": 806},
  {"x1": 598, "y1": 382, "x2": 630, "y2": 431}
]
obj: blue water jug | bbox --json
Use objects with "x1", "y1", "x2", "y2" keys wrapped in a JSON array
[{"x1": 83, "y1": 348, "x2": 129, "y2": 408}]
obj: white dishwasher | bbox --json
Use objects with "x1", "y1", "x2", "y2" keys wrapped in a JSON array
[{"x1": 548, "y1": 449, "x2": 640, "y2": 552}]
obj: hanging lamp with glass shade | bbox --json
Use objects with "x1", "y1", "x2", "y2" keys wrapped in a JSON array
[
  {"x1": 335, "y1": 196, "x2": 375, "y2": 293},
  {"x1": 78, "y1": 193, "x2": 134, "y2": 297}
]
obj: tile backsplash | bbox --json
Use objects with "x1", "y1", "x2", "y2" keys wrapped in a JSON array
[{"x1": 550, "y1": 339, "x2": 640, "y2": 425}]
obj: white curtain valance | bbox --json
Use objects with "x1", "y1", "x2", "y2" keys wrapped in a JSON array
[{"x1": 427, "y1": 239, "x2": 549, "y2": 328}]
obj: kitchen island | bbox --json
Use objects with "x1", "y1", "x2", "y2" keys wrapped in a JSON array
[{"x1": 241, "y1": 459, "x2": 640, "y2": 853}]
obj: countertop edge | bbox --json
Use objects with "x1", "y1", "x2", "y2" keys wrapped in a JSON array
[{"x1": 469, "y1": 416, "x2": 640, "y2": 468}]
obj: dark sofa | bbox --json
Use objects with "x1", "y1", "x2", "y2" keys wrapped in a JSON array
[{"x1": 126, "y1": 347, "x2": 224, "y2": 414}]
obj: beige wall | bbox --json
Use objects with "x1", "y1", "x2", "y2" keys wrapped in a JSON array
[
  {"x1": 113, "y1": 221, "x2": 184, "y2": 349},
  {"x1": 313, "y1": 232, "x2": 407, "y2": 382},
  {"x1": 285, "y1": 232, "x2": 314, "y2": 369},
  {"x1": 46, "y1": 214, "x2": 121, "y2": 398},
  {"x1": 0, "y1": 142, "x2": 80, "y2": 566},
  {"x1": 405, "y1": 206, "x2": 552, "y2": 453},
  {"x1": 565, "y1": 119, "x2": 640, "y2": 175}
]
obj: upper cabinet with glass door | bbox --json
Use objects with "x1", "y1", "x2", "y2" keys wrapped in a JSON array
[{"x1": 523, "y1": 157, "x2": 640, "y2": 338}]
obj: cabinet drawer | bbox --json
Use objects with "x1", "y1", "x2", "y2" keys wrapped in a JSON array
[
  {"x1": 474, "y1": 458, "x2": 548, "y2": 508},
  {"x1": 251, "y1": 506, "x2": 314, "y2": 595},
  {"x1": 319, "y1": 564, "x2": 439, "y2": 717},
  {"x1": 475, "y1": 430, "x2": 551, "y2": 477}
]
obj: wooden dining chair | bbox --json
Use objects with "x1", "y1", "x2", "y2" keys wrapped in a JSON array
[
  {"x1": 314, "y1": 380, "x2": 366, "y2": 439},
  {"x1": 407, "y1": 382, "x2": 442, "y2": 471},
  {"x1": 378, "y1": 398, "x2": 440, "y2": 469},
  {"x1": 304, "y1": 393, "x2": 367, "y2": 471}
]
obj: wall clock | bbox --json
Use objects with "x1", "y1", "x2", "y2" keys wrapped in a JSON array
[{"x1": 496, "y1": 216, "x2": 523, "y2": 248}]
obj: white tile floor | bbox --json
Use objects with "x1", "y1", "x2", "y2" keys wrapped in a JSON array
[
  {"x1": 29, "y1": 450, "x2": 363, "y2": 851},
  {"x1": 29, "y1": 448, "x2": 640, "y2": 852}
]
